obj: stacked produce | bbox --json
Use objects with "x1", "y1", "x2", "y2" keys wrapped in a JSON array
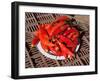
[{"x1": 31, "y1": 16, "x2": 80, "y2": 59}]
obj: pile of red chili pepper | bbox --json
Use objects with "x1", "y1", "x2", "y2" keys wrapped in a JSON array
[{"x1": 31, "y1": 16, "x2": 80, "y2": 59}]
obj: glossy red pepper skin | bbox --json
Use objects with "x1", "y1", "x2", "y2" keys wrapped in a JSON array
[
  {"x1": 39, "y1": 25, "x2": 56, "y2": 51},
  {"x1": 31, "y1": 27, "x2": 40, "y2": 47},
  {"x1": 73, "y1": 38, "x2": 79, "y2": 45},
  {"x1": 45, "y1": 17, "x2": 70, "y2": 37},
  {"x1": 57, "y1": 40, "x2": 74, "y2": 58},
  {"x1": 32, "y1": 24, "x2": 44, "y2": 37},
  {"x1": 41, "y1": 42, "x2": 49, "y2": 52},
  {"x1": 39, "y1": 29, "x2": 49, "y2": 50},
  {"x1": 51, "y1": 24, "x2": 70, "y2": 37},
  {"x1": 31, "y1": 37, "x2": 39, "y2": 47},
  {"x1": 64, "y1": 28, "x2": 79, "y2": 36},
  {"x1": 44, "y1": 24, "x2": 52, "y2": 30},
  {"x1": 58, "y1": 35, "x2": 76, "y2": 52},
  {"x1": 47, "y1": 21, "x2": 65, "y2": 36},
  {"x1": 49, "y1": 44, "x2": 62, "y2": 56},
  {"x1": 72, "y1": 32, "x2": 79, "y2": 40}
]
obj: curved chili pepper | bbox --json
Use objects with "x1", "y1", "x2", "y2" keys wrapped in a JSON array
[
  {"x1": 38, "y1": 27, "x2": 49, "y2": 40},
  {"x1": 64, "y1": 28, "x2": 79, "y2": 37},
  {"x1": 49, "y1": 45, "x2": 61, "y2": 56},
  {"x1": 33, "y1": 24, "x2": 46, "y2": 37},
  {"x1": 58, "y1": 35, "x2": 76, "y2": 52},
  {"x1": 46, "y1": 39, "x2": 62, "y2": 56},
  {"x1": 44, "y1": 24, "x2": 52, "y2": 30},
  {"x1": 59, "y1": 35, "x2": 76, "y2": 49},
  {"x1": 57, "y1": 40, "x2": 73, "y2": 58},
  {"x1": 73, "y1": 38, "x2": 79, "y2": 45},
  {"x1": 67, "y1": 32, "x2": 75, "y2": 38},
  {"x1": 51, "y1": 24, "x2": 70, "y2": 37},
  {"x1": 72, "y1": 32, "x2": 79, "y2": 40},
  {"x1": 31, "y1": 37, "x2": 39, "y2": 47},
  {"x1": 44, "y1": 16, "x2": 71, "y2": 37},
  {"x1": 48, "y1": 21, "x2": 65, "y2": 36},
  {"x1": 68, "y1": 33, "x2": 79, "y2": 44},
  {"x1": 41, "y1": 42, "x2": 49, "y2": 52},
  {"x1": 38, "y1": 26, "x2": 55, "y2": 51},
  {"x1": 32, "y1": 25, "x2": 49, "y2": 51},
  {"x1": 58, "y1": 35, "x2": 75, "y2": 47}
]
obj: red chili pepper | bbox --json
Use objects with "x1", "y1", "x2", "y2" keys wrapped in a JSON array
[
  {"x1": 45, "y1": 39, "x2": 62, "y2": 56},
  {"x1": 31, "y1": 37, "x2": 39, "y2": 47},
  {"x1": 41, "y1": 42, "x2": 49, "y2": 52},
  {"x1": 33, "y1": 25, "x2": 48, "y2": 50},
  {"x1": 58, "y1": 35, "x2": 74, "y2": 47},
  {"x1": 57, "y1": 40, "x2": 73, "y2": 58},
  {"x1": 64, "y1": 28, "x2": 79, "y2": 36},
  {"x1": 41, "y1": 40, "x2": 56, "y2": 53},
  {"x1": 38, "y1": 26, "x2": 55, "y2": 51},
  {"x1": 58, "y1": 35, "x2": 76, "y2": 52},
  {"x1": 73, "y1": 38, "x2": 79, "y2": 45},
  {"x1": 72, "y1": 32, "x2": 79, "y2": 40},
  {"x1": 51, "y1": 24, "x2": 70, "y2": 37},
  {"x1": 32, "y1": 24, "x2": 46, "y2": 37},
  {"x1": 48, "y1": 21, "x2": 65, "y2": 36},
  {"x1": 44, "y1": 16, "x2": 71, "y2": 37},
  {"x1": 67, "y1": 32, "x2": 74, "y2": 39},
  {"x1": 44, "y1": 24, "x2": 52, "y2": 30},
  {"x1": 38, "y1": 28, "x2": 49, "y2": 41},
  {"x1": 49, "y1": 45, "x2": 61, "y2": 56}
]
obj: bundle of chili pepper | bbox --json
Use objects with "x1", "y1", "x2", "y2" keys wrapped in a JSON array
[{"x1": 31, "y1": 16, "x2": 80, "y2": 59}]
